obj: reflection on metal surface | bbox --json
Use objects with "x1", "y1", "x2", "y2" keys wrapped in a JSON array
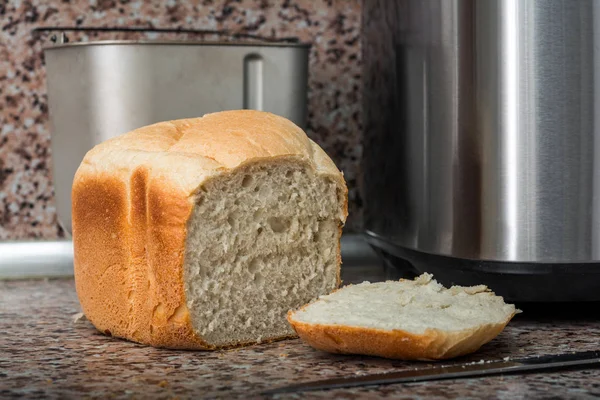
[
  {"x1": 364, "y1": 0, "x2": 600, "y2": 263},
  {"x1": 0, "y1": 241, "x2": 74, "y2": 279}
]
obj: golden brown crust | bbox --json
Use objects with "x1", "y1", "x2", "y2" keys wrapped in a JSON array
[
  {"x1": 73, "y1": 174, "x2": 132, "y2": 340},
  {"x1": 287, "y1": 311, "x2": 516, "y2": 360},
  {"x1": 72, "y1": 110, "x2": 347, "y2": 349}
]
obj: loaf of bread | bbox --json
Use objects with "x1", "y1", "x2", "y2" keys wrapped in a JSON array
[
  {"x1": 288, "y1": 273, "x2": 518, "y2": 360},
  {"x1": 72, "y1": 110, "x2": 348, "y2": 349}
]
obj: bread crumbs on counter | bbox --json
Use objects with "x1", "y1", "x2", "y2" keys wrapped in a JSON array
[
  {"x1": 71, "y1": 312, "x2": 87, "y2": 324},
  {"x1": 224, "y1": 347, "x2": 241, "y2": 353},
  {"x1": 465, "y1": 359, "x2": 491, "y2": 365}
]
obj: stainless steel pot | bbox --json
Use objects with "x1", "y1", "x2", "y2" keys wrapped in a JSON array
[
  {"x1": 362, "y1": 0, "x2": 600, "y2": 301},
  {"x1": 44, "y1": 39, "x2": 309, "y2": 233}
]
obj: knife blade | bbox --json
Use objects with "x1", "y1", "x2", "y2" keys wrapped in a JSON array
[{"x1": 263, "y1": 350, "x2": 600, "y2": 395}]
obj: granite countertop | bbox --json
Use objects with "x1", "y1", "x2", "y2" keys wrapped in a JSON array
[{"x1": 2, "y1": 265, "x2": 600, "y2": 399}]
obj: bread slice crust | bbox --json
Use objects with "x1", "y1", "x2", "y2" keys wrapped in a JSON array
[
  {"x1": 72, "y1": 110, "x2": 347, "y2": 349},
  {"x1": 288, "y1": 315, "x2": 514, "y2": 360}
]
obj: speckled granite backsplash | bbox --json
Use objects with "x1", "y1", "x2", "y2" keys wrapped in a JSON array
[{"x1": 0, "y1": 0, "x2": 362, "y2": 239}]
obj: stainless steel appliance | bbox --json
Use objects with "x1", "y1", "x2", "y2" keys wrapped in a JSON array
[
  {"x1": 44, "y1": 36, "x2": 309, "y2": 233},
  {"x1": 362, "y1": 0, "x2": 600, "y2": 301}
]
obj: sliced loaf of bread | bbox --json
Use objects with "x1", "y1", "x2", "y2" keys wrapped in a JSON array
[
  {"x1": 288, "y1": 273, "x2": 518, "y2": 360},
  {"x1": 72, "y1": 110, "x2": 347, "y2": 349}
]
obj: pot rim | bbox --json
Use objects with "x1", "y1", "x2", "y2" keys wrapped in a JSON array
[{"x1": 43, "y1": 39, "x2": 312, "y2": 51}]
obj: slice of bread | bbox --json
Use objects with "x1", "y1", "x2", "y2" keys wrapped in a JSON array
[
  {"x1": 288, "y1": 273, "x2": 518, "y2": 360},
  {"x1": 72, "y1": 110, "x2": 347, "y2": 349}
]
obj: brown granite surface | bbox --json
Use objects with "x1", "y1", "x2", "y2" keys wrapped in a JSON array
[
  {"x1": 0, "y1": 0, "x2": 362, "y2": 239},
  {"x1": 2, "y1": 277, "x2": 600, "y2": 399}
]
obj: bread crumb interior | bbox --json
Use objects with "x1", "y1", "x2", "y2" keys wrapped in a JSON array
[
  {"x1": 184, "y1": 160, "x2": 343, "y2": 346},
  {"x1": 292, "y1": 273, "x2": 517, "y2": 334}
]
